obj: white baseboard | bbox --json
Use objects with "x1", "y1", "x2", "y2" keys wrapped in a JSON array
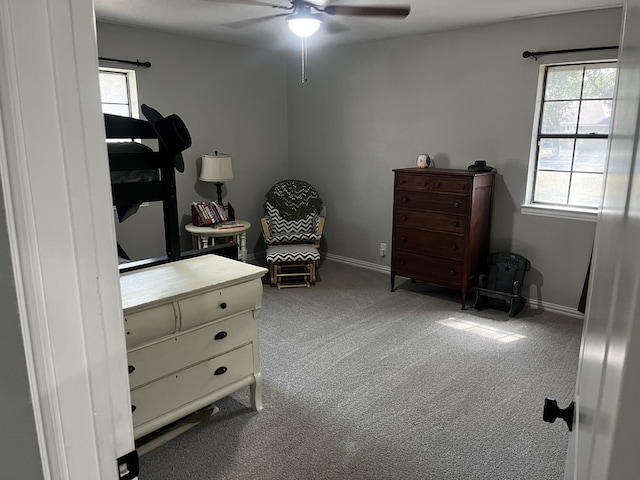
[
  {"x1": 324, "y1": 253, "x2": 391, "y2": 274},
  {"x1": 255, "y1": 251, "x2": 584, "y2": 319}
]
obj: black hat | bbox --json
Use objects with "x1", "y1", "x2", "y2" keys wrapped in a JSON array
[{"x1": 141, "y1": 104, "x2": 191, "y2": 172}]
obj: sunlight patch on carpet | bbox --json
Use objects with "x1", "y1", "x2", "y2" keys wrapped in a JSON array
[{"x1": 437, "y1": 317, "x2": 526, "y2": 343}]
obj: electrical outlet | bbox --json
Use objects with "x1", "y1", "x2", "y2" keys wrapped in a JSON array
[{"x1": 380, "y1": 243, "x2": 387, "y2": 257}]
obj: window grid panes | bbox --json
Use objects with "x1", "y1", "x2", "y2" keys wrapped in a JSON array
[{"x1": 533, "y1": 62, "x2": 617, "y2": 209}]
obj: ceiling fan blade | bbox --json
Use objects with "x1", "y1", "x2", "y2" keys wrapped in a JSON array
[
  {"x1": 221, "y1": 12, "x2": 289, "y2": 29},
  {"x1": 323, "y1": 5, "x2": 410, "y2": 18},
  {"x1": 324, "y1": 17, "x2": 350, "y2": 34},
  {"x1": 202, "y1": 0, "x2": 284, "y2": 8}
]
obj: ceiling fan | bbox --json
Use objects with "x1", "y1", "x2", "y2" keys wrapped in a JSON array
[
  {"x1": 215, "y1": 1, "x2": 411, "y2": 83},
  {"x1": 219, "y1": 1, "x2": 411, "y2": 37}
]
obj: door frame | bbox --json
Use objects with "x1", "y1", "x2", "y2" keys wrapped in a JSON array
[{"x1": 0, "y1": 0, "x2": 134, "y2": 478}]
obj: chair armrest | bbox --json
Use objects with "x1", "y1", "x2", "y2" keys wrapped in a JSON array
[
  {"x1": 261, "y1": 217, "x2": 271, "y2": 240},
  {"x1": 316, "y1": 216, "x2": 325, "y2": 237}
]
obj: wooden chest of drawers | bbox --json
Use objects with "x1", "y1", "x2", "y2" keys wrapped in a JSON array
[
  {"x1": 120, "y1": 254, "x2": 267, "y2": 439},
  {"x1": 391, "y1": 168, "x2": 495, "y2": 308}
]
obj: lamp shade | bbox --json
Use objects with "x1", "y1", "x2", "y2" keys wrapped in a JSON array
[{"x1": 200, "y1": 154, "x2": 233, "y2": 182}]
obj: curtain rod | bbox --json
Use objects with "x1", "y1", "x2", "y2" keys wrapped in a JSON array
[
  {"x1": 98, "y1": 56, "x2": 151, "y2": 68},
  {"x1": 522, "y1": 45, "x2": 618, "y2": 60}
]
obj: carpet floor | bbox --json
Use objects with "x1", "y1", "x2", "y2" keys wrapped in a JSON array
[{"x1": 138, "y1": 260, "x2": 582, "y2": 479}]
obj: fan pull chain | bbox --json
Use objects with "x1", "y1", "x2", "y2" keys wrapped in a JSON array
[{"x1": 301, "y1": 36, "x2": 308, "y2": 84}]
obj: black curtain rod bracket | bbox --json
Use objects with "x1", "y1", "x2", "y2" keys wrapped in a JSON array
[
  {"x1": 99, "y1": 56, "x2": 151, "y2": 68},
  {"x1": 522, "y1": 45, "x2": 618, "y2": 61}
]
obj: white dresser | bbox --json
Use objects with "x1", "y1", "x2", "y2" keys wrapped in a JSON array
[{"x1": 119, "y1": 254, "x2": 267, "y2": 439}]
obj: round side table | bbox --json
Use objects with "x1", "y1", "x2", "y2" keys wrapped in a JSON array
[{"x1": 185, "y1": 220, "x2": 251, "y2": 262}]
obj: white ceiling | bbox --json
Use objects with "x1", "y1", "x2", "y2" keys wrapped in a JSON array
[{"x1": 94, "y1": 0, "x2": 622, "y2": 51}]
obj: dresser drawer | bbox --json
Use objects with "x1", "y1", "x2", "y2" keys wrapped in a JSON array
[
  {"x1": 394, "y1": 191, "x2": 469, "y2": 215},
  {"x1": 395, "y1": 173, "x2": 471, "y2": 194},
  {"x1": 131, "y1": 343, "x2": 254, "y2": 428},
  {"x1": 393, "y1": 227, "x2": 465, "y2": 260},
  {"x1": 124, "y1": 304, "x2": 177, "y2": 349},
  {"x1": 178, "y1": 277, "x2": 262, "y2": 330},
  {"x1": 394, "y1": 208, "x2": 467, "y2": 235},
  {"x1": 392, "y1": 250, "x2": 463, "y2": 285},
  {"x1": 127, "y1": 311, "x2": 255, "y2": 389}
]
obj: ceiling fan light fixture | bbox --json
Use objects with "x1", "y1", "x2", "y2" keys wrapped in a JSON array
[{"x1": 287, "y1": 14, "x2": 322, "y2": 37}]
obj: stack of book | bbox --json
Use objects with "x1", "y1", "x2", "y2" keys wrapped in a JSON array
[{"x1": 191, "y1": 201, "x2": 228, "y2": 226}]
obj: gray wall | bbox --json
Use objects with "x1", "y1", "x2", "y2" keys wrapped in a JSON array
[
  {"x1": 97, "y1": 23, "x2": 289, "y2": 260},
  {"x1": 287, "y1": 8, "x2": 622, "y2": 308},
  {"x1": 98, "y1": 8, "x2": 622, "y2": 310},
  {"x1": 0, "y1": 186, "x2": 45, "y2": 479}
]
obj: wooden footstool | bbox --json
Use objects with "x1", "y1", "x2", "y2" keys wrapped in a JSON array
[{"x1": 265, "y1": 244, "x2": 320, "y2": 289}]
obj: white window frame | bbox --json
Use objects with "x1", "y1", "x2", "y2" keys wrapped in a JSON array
[{"x1": 521, "y1": 59, "x2": 618, "y2": 222}]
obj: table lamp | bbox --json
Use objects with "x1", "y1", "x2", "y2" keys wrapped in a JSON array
[{"x1": 200, "y1": 152, "x2": 233, "y2": 205}]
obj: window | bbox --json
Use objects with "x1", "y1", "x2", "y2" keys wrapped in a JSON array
[
  {"x1": 98, "y1": 67, "x2": 139, "y2": 119},
  {"x1": 523, "y1": 61, "x2": 617, "y2": 220}
]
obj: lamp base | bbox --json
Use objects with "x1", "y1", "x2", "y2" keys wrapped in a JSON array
[{"x1": 214, "y1": 182, "x2": 224, "y2": 206}]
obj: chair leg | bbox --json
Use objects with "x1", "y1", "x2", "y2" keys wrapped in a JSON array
[
  {"x1": 269, "y1": 262, "x2": 276, "y2": 285},
  {"x1": 508, "y1": 296, "x2": 526, "y2": 317},
  {"x1": 474, "y1": 292, "x2": 489, "y2": 310}
]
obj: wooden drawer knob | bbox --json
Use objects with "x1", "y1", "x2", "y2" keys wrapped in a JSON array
[
  {"x1": 402, "y1": 197, "x2": 409, "y2": 203},
  {"x1": 454, "y1": 202, "x2": 461, "y2": 208},
  {"x1": 402, "y1": 215, "x2": 408, "y2": 221},
  {"x1": 450, "y1": 269, "x2": 456, "y2": 275},
  {"x1": 434, "y1": 182, "x2": 440, "y2": 188},
  {"x1": 214, "y1": 331, "x2": 228, "y2": 340},
  {"x1": 400, "y1": 236, "x2": 407, "y2": 242},
  {"x1": 452, "y1": 245, "x2": 458, "y2": 251},
  {"x1": 452, "y1": 221, "x2": 459, "y2": 228},
  {"x1": 214, "y1": 366, "x2": 228, "y2": 376}
]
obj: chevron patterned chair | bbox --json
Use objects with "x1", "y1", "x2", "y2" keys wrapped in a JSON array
[{"x1": 261, "y1": 180, "x2": 325, "y2": 288}]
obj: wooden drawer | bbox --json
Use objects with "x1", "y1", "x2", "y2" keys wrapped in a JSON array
[
  {"x1": 127, "y1": 311, "x2": 255, "y2": 389},
  {"x1": 394, "y1": 191, "x2": 469, "y2": 216},
  {"x1": 124, "y1": 304, "x2": 177, "y2": 349},
  {"x1": 393, "y1": 227, "x2": 465, "y2": 260},
  {"x1": 394, "y1": 208, "x2": 466, "y2": 235},
  {"x1": 395, "y1": 173, "x2": 471, "y2": 194},
  {"x1": 178, "y1": 277, "x2": 262, "y2": 330},
  {"x1": 392, "y1": 250, "x2": 463, "y2": 285},
  {"x1": 131, "y1": 343, "x2": 254, "y2": 428}
]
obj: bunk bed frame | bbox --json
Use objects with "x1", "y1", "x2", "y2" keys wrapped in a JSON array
[
  {"x1": 105, "y1": 111, "x2": 238, "y2": 272},
  {"x1": 105, "y1": 113, "x2": 181, "y2": 260}
]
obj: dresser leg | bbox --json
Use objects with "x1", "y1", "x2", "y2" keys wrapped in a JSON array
[
  {"x1": 461, "y1": 289, "x2": 467, "y2": 310},
  {"x1": 250, "y1": 373, "x2": 263, "y2": 411},
  {"x1": 390, "y1": 274, "x2": 395, "y2": 292}
]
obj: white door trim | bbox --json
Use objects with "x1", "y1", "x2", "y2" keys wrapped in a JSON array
[{"x1": 0, "y1": 0, "x2": 134, "y2": 478}]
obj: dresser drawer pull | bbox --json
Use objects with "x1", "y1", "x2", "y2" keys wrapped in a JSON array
[
  {"x1": 400, "y1": 236, "x2": 407, "y2": 242},
  {"x1": 400, "y1": 260, "x2": 406, "y2": 265},
  {"x1": 214, "y1": 331, "x2": 228, "y2": 340},
  {"x1": 434, "y1": 182, "x2": 440, "y2": 188},
  {"x1": 402, "y1": 197, "x2": 409, "y2": 203},
  {"x1": 128, "y1": 365, "x2": 135, "y2": 374},
  {"x1": 450, "y1": 269, "x2": 456, "y2": 275},
  {"x1": 214, "y1": 366, "x2": 228, "y2": 376},
  {"x1": 402, "y1": 215, "x2": 408, "y2": 221},
  {"x1": 131, "y1": 405, "x2": 137, "y2": 413},
  {"x1": 452, "y1": 221, "x2": 459, "y2": 228},
  {"x1": 220, "y1": 302, "x2": 228, "y2": 310},
  {"x1": 452, "y1": 245, "x2": 458, "y2": 251},
  {"x1": 454, "y1": 202, "x2": 461, "y2": 208}
]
